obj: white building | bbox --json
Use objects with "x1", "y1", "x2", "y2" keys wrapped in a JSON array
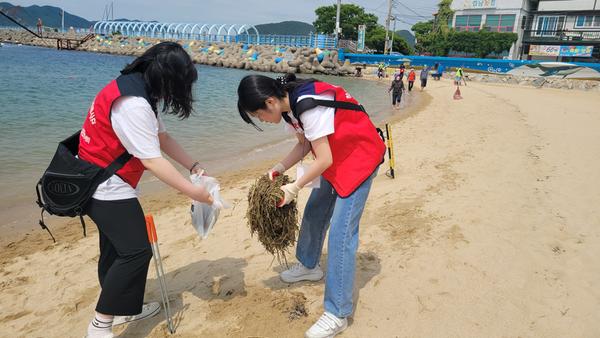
[
  {"x1": 450, "y1": 0, "x2": 532, "y2": 59},
  {"x1": 449, "y1": 1, "x2": 600, "y2": 61},
  {"x1": 523, "y1": 0, "x2": 600, "y2": 61}
]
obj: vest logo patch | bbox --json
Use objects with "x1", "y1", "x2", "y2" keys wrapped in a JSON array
[
  {"x1": 81, "y1": 128, "x2": 91, "y2": 144},
  {"x1": 47, "y1": 180, "x2": 80, "y2": 196},
  {"x1": 88, "y1": 98, "x2": 97, "y2": 125}
]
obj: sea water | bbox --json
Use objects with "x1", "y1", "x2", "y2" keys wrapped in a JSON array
[{"x1": 0, "y1": 43, "x2": 409, "y2": 235}]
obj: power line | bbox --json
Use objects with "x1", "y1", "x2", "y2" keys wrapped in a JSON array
[{"x1": 394, "y1": 0, "x2": 432, "y2": 19}]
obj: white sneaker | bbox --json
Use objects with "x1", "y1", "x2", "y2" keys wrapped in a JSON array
[
  {"x1": 305, "y1": 312, "x2": 348, "y2": 338},
  {"x1": 84, "y1": 333, "x2": 113, "y2": 338},
  {"x1": 280, "y1": 263, "x2": 324, "y2": 283},
  {"x1": 113, "y1": 302, "x2": 161, "y2": 326}
]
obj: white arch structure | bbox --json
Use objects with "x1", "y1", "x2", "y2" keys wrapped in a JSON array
[{"x1": 92, "y1": 21, "x2": 260, "y2": 43}]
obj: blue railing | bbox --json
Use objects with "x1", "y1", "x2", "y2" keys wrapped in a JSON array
[
  {"x1": 338, "y1": 51, "x2": 600, "y2": 73},
  {"x1": 236, "y1": 34, "x2": 336, "y2": 49}
]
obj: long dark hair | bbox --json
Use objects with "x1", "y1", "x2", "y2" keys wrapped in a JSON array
[
  {"x1": 237, "y1": 73, "x2": 316, "y2": 130},
  {"x1": 121, "y1": 42, "x2": 197, "y2": 119}
]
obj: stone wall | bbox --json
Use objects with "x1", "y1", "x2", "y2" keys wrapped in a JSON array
[
  {"x1": 0, "y1": 30, "x2": 356, "y2": 76},
  {"x1": 3, "y1": 29, "x2": 599, "y2": 90}
]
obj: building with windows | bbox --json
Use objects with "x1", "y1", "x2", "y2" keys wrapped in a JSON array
[
  {"x1": 449, "y1": 1, "x2": 600, "y2": 61},
  {"x1": 522, "y1": 0, "x2": 600, "y2": 62},
  {"x1": 450, "y1": 0, "x2": 531, "y2": 59}
]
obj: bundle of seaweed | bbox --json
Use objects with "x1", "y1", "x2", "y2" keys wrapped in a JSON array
[{"x1": 246, "y1": 175, "x2": 299, "y2": 264}]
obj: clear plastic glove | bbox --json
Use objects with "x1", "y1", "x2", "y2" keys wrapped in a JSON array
[
  {"x1": 268, "y1": 162, "x2": 286, "y2": 181},
  {"x1": 277, "y1": 182, "x2": 301, "y2": 208}
]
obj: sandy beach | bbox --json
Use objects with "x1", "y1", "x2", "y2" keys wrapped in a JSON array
[{"x1": 1, "y1": 77, "x2": 600, "y2": 337}]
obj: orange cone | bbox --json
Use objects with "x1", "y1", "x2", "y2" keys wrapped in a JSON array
[{"x1": 453, "y1": 86, "x2": 463, "y2": 100}]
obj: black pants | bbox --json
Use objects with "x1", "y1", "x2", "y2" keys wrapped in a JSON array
[
  {"x1": 392, "y1": 91, "x2": 402, "y2": 106},
  {"x1": 86, "y1": 198, "x2": 153, "y2": 316},
  {"x1": 408, "y1": 81, "x2": 414, "y2": 91}
]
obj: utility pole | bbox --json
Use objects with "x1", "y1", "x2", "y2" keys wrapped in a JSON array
[
  {"x1": 384, "y1": 0, "x2": 393, "y2": 54},
  {"x1": 61, "y1": 8, "x2": 64, "y2": 32},
  {"x1": 335, "y1": 0, "x2": 341, "y2": 43},
  {"x1": 390, "y1": 16, "x2": 396, "y2": 54}
]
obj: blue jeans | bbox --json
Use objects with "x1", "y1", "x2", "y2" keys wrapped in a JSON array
[{"x1": 296, "y1": 167, "x2": 378, "y2": 317}]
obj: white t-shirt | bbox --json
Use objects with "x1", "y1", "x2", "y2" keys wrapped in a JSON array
[
  {"x1": 284, "y1": 93, "x2": 335, "y2": 141},
  {"x1": 92, "y1": 96, "x2": 166, "y2": 201}
]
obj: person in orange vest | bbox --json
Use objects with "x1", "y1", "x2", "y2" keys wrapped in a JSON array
[
  {"x1": 407, "y1": 68, "x2": 416, "y2": 92},
  {"x1": 237, "y1": 73, "x2": 385, "y2": 338},
  {"x1": 36, "y1": 18, "x2": 43, "y2": 36}
]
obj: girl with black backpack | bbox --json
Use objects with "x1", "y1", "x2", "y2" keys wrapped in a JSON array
[{"x1": 79, "y1": 42, "x2": 215, "y2": 338}]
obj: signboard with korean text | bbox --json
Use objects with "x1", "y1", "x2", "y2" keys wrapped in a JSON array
[
  {"x1": 559, "y1": 45, "x2": 594, "y2": 57},
  {"x1": 529, "y1": 45, "x2": 560, "y2": 56},
  {"x1": 530, "y1": 45, "x2": 593, "y2": 57},
  {"x1": 357, "y1": 25, "x2": 366, "y2": 52},
  {"x1": 463, "y1": 0, "x2": 496, "y2": 8}
]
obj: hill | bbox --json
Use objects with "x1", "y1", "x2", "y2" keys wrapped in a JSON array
[
  {"x1": 396, "y1": 29, "x2": 415, "y2": 47},
  {"x1": 0, "y1": 5, "x2": 315, "y2": 36},
  {"x1": 0, "y1": 2, "x2": 91, "y2": 28},
  {"x1": 255, "y1": 21, "x2": 314, "y2": 35}
]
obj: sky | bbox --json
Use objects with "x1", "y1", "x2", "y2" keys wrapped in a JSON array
[{"x1": 6, "y1": 0, "x2": 440, "y2": 30}]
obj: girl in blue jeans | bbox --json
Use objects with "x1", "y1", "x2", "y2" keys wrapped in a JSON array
[{"x1": 237, "y1": 73, "x2": 385, "y2": 338}]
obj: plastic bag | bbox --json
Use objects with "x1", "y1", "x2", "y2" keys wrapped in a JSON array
[{"x1": 190, "y1": 175, "x2": 229, "y2": 239}]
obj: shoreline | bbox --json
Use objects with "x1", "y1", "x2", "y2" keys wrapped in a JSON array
[
  {"x1": 0, "y1": 42, "x2": 406, "y2": 245},
  {"x1": 0, "y1": 68, "x2": 427, "y2": 255},
  {"x1": 3, "y1": 29, "x2": 600, "y2": 93}
]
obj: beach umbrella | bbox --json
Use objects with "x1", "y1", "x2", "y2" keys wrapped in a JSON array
[{"x1": 145, "y1": 215, "x2": 175, "y2": 334}]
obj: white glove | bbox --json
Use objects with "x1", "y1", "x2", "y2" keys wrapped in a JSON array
[
  {"x1": 277, "y1": 182, "x2": 301, "y2": 208},
  {"x1": 268, "y1": 162, "x2": 286, "y2": 181}
]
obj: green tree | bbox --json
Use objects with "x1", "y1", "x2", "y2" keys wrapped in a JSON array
[
  {"x1": 473, "y1": 31, "x2": 518, "y2": 58},
  {"x1": 432, "y1": 0, "x2": 454, "y2": 34},
  {"x1": 412, "y1": 0, "x2": 454, "y2": 55},
  {"x1": 366, "y1": 26, "x2": 412, "y2": 54},
  {"x1": 313, "y1": 4, "x2": 378, "y2": 40},
  {"x1": 411, "y1": 0, "x2": 516, "y2": 57},
  {"x1": 412, "y1": 20, "x2": 434, "y2": 37}
]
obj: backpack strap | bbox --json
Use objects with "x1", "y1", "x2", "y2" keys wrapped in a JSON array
[
  {"x1": 292, "y1": 98, "x2": 368, "y2": 130},
  {"x1": 100, "y1": 151, "x2": 133, "y2": 181},
  {"x1": 79, "y1": 214, "x2": 87, "y2": 237},
  {"x1": 294, "y1": 98, "x2": 367, "y2": 116},
  {"x1": 39, "y1": 209, "x2": 56, "y2": 243},
  {"x1": 76, "y1": 150, "x2": 131, "y2": 237}
]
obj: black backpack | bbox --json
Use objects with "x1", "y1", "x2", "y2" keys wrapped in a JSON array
[{"x1": 35, "y1": 131, "x2": 131, "y2": 242}]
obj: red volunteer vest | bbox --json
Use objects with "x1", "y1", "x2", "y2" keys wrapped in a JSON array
[
  {"x1": 78, "y1": 73, "x2": 153, "y2": 188},
  {"x1": 289, "y1": 82, "x2": 386, "y2": 197}
]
